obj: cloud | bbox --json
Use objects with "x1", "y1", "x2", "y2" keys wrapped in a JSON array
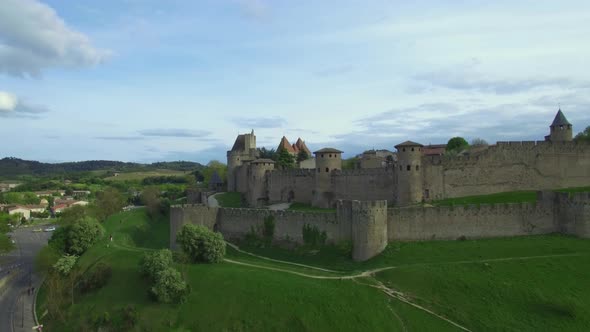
[
  {"x1": 0, "y1": 0, "x2": 111, "y2": 77},
  {"x1": 231, "y1": 116, "x2": 286, "y2": 129},
  {"x1": 0, "y1": 91, "x2": 50, "y2": 117},
  {"x1": 138, "y1": 129, "x2": 212, "y2": 138},
  {"x1": 412, "y1": 60, "x2": 585, "y2": 95},
  {"x1": 235, "y1": 0, "x2": 270, "y2": 21},
  {"x1": 314, "y1": 64, "x2": 354, "y2": 77},
  {"x1": 94, "y1": 136, "x2": 144, "y2": 141}
]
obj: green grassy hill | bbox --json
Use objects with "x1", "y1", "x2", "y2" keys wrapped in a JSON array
[{"x1": 36, "y1": 209, "x2": 590, "y2": 331}]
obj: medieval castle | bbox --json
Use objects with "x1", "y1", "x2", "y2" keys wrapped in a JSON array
[
  {"x1": 171, "y1": 110, "x2": 590, "y2": 261},
  {"x1": 226, "y1": 109, "x2": 590, "y2": 208}
]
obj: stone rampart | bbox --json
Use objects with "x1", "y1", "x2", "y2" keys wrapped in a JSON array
[
  {"x1": 387, "y1": 202, "x2": 555, "y2": 241},
  {"x1": 351, "y1": 200, "x2": 388, "y2": 261},
  {"x1": 170, "y1": 204, "x2": 219, "y2": 250},
  {"x1": 332, "y1": 168, "x2": 395, "y2": 203},
  {"x1": 267, "y1": 169, "x2": 315, "y2": 204}
]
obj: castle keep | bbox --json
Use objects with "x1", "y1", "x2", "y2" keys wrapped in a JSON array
[
  {"x1": 226, "y1": 110, "x2": 590, "y2": 208},
  {"x1": 172, "y1": 110, "x2": 590, "y2": 261}
]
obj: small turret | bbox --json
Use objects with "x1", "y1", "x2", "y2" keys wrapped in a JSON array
[
  {"x1": 312, "y1": 148, "x2": 343, "y2": 208},
  {"x1": 395, "y1": 141, "x2": 424, "y2": 206},
  {"x1": 546, "y1": 109, "x2": 573, "y2": 142},
  {"x1": 247, "y1": 159, "x2": 275, "y2": 207}
]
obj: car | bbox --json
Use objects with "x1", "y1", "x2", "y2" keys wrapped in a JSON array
[
  {"x1": 11, "y1": 239, "x2": 15, "y2": 244},
  {"x1": 44, "y1": 226, "x2": 56, "y2": 232},
  {"x1": 32, "y1": 228, "x2": 43, "y2": 232}
]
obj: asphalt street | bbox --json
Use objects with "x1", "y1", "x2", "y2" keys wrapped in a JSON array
[{"x1": 0, "y1": 227, "x2": 51, "y2": 332}]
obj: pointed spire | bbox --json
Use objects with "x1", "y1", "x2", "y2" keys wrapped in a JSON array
[{"x1": 551, "y1": 109, "x2": 571, "y2": 127}]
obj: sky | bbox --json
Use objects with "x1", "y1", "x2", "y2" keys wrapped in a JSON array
[{"x1": 1, "y1": 0, "x2": 589, "y2": 164}]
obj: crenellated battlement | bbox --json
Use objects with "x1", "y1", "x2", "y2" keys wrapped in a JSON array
[
  {"x1": 335, "y1": 168, "x2": 393, "y2": 176},
  {"x1": 270, "y1": 168, "x2": 316, "y2": 177}
]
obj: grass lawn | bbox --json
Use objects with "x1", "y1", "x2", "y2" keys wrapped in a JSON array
[
  {"x1": 287, "y1": 202, "x2": 336, "y2": 213},
  {"x1": 104, "y1": 169, "x2": 187, "y2": 182},
  {"x1": 36, "y1": 207, "x2": 590, "y2": 331},
  {"x1": 557, "y1": 186, "x2": 590, "y2": 194},
  {"x1": 0, "y1": 233, "x2": 14, "y2": 253},
  {"x1": 214, "y1": 192, "x2": 244, "y2": 208}
]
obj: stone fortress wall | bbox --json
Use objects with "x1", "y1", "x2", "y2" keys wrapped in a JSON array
[
  {"x1": 423, "y1": 140, "x2": 590, "y2": 201},
  {"x1": 170, "y1": 191, "x2": 590, "y2": 261}
]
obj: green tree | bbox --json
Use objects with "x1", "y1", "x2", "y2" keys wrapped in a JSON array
[
  {"x1": 257, "y1": 147, "x2": 277, "y2": 160},
  {"x1": 447, "y1": 137, "x2": 469, "y2": 152},
  {"x1": 342, "y1": 157, "x2": 359, "y2": 170},
  {"x1": 471, "y1": 138, "x2": 489, "y2": 147},
  {"x1": 276, "y1": 148, "x2": 295, "y2": 169},
  {"x1": 58, "y1": 205, "x2": 88, "y2": 226},
  {"x1": 139, "y1": 249, "x2": 174, "y2": 281},
  {"x1": 53, "y1": 254, "x2": 78, "y2": 276},
  {"x1": 202, "y1": 160, "x2": 227, "y2": 187},
  {"x1": 150, "y1": 267, "x2": 190, "y2": 304},
  {"x1": 94, "y1": 187, "x2": 125, "y2": 222},
  {"x1": 140, "y1": 187, "x2": 162, "y2": 220},
  {"x1": 176, "y1": 224, "x2": 226, "y2": 263},
  {"x1": 574, "y1": 126, "x2": 590, "y2": 143},
  {"x1": 296, "y1": 150, "x2": 309, "y2": 162},
  {"x1": 67, "y1": 217, "x2": 104, "y2": 255}
]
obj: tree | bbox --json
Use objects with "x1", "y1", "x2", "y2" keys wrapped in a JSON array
[
  {"x1": 202, "y1": 160, "x2": 227, "y2": 187},
  {"x1": 141, "y1": 187, "x2": 162, "y2": 219},
  {"x1": 470, "y1": 138, "x2": 489, "y2": 147},
  {"x1": 342, "y1": 157, "x2": 359, "y2": 170},
  {"x1": 276, "y1": 148, "x2": 295, "y2": 169},
  {"x1": 150, "y1": 267, "x2": 190, "y2": 304},
  {"x1": 296, "y1": 150, "x2": 309, "y2": 162},
  {"x1": 94, "y1": 187, "x2": 125, "y2": 222},
  {"x1": 447, "y1": 137, "x2": 469, "y2": 152},
  {"x1": 59, "y1": 205, "x2": 88, "y2": 226},
  {"x1": 139, "y1": 249, "x2": 174, "y2": 281},
  {"x1": 574, "y1": 126, "x2": 590, "y2": 143},
  {"x1": 53, "y1": 254, "x2": 78, "y2": 276},
  {"x1": 257, "y1": 147, "x2": 277, "y2": 160},
  {"x1": 67, "y1": 217, "x2": 104, "y2": 255},
  {"x1": 176, "y1": 224, "x2": 226, "y2": 263}
]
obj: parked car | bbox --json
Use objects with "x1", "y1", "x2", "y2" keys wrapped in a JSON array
[
  {"x1": 44, "y1": 226, "x2": 56, "y2": 232},
  {"x1": 32, "y1": 228, "x2": 43, "y2": 232}
]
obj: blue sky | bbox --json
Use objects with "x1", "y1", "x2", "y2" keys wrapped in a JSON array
[{"x1": 1, "y1": 0, "x2": 589, "y2": 163}]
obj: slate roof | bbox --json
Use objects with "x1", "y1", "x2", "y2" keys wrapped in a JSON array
[
  {"x1": 231, "y1": 134, "x2": 246, "y2": 152},
  {"x1": 551, "y1": 109, "x2": 572, "y2": 126},
  {"x1": 394, "y1": 141, "x2": 424, "y2": 148},
  {"x1": 210, "y1": 171, "x2": 223, "y2": 184},
  {"x1": 314, "y1": 148, "x2": 343, "y2": 154}
]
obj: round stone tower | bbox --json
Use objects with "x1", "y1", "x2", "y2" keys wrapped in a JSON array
[
  {"x1": 395, "y1": 141, "x2": 424, "y2": 206},
  {"x1": 547, "y1": 109, "x2": 573, "y2": 142},
  {"x1": 312, "y1": 148, "x2": 343, "y2": 208},
  {"x1": 247, "y1": 159, "x2": 275, "y2": 207}
]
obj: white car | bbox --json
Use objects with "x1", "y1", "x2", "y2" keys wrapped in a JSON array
[{"x1": 43, "y1": 226, "x2": 56, "y2": 232}]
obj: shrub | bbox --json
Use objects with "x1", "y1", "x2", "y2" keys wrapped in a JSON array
[
  {"x1": 139, "y1": 249, "x2": 173, "y2": 281},
  {"x1": 172, "y1": 250, "x2": 190, "y2": 264},
  {"x1": 263, "y1": 215, "x2": 275, "y2": 243},
  {"x1": 176, "y1": 224, "x2": 226, "y2": 263},
  {"x1": 118, "y1": 305, "x2": 139, "y2": 330},
  {"x1": 78, "y1": 262, "x2": 112, "y2": 294},
  {"x1": 67, "y1": 217, "x2": 104, "y2": 255},
  {"x1": 150, "y1": 267, "x2": 190, "y2": 304},
  {"x1": 302, "y1": 224, "x2": 327, "y2": 247}
]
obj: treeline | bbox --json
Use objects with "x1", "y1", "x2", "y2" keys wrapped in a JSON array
[{"x1": 0, "y1": 157, "x2": 204, "y2": 178}]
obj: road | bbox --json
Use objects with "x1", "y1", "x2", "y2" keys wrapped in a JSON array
[{"x1": 0, "y1": 227, "x2": 51, "y2": 332}]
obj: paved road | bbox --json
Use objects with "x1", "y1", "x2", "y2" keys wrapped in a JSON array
[{"x1": 0, "y1": 227, "x2": 51, "y2": 332}]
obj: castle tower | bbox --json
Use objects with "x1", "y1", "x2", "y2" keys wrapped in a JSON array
[
  {"x1": 247, "y1": 159, "x2": 275, "y2": 207},
  {"x1": 227, "y1": 130, "x2": 258, "y2": 192},
  {"x1": 312, "y1": 148, "x2": 342, "y2": 208},
  {"x1": 546, "y1": 109, "x2": 573, "y2": 142},
  {"x1": 395, "y1": 141, "x2": 424, "y2": 206}
]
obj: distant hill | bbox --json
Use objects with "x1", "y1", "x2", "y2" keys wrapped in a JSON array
[{"x1": 0, "y1": 157, "x2": 204, "y2": 178}]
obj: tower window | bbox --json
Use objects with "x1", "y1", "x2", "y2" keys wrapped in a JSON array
[
  {"x1": 399, "y1": 165, "x2": 402, "y2": 171},
  {"x1": 560, "y1": 125, "x2": 564, "y2": 130},
  {"x1": 411, "y1": 148, "x2": 414, "y2": 151},
  {"x1": 416, "y1": 165, "x2": 420, "y2": 171},
  {"x1": 403, "y1": 148, "x2": 406, "y2": 152},
  {"x1": 321, "y1": 154, "x2": 324, "y2": 158},
  {"x1": 329, "y1": 154, "x2": 332, "y2": 158},
  {"x1": 325, "y1": 167, "x2": 329, "y2": 172},
  {"x1": 317, "y1": 168, "x2": 320, "y2": 173},
  {"x1": 407, "y1": 165, "x2": 411, "y2": 171}
]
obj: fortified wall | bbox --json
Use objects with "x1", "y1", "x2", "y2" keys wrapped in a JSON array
[
  {"x1": 170, "y1": 191, "x2": 590, "y2": 261},
  {"x1": 423, "y1": 141, "x2": 590, "y2": 200}
]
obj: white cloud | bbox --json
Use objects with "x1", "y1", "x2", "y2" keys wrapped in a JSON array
[
  {"x1": 235, "y1": 0, "x2": 270, "y2": 21},
  {"x1": 0, "y1": 90, "x2": 49, "y2": 117},
  {"x1": 0, "y1": 0, "x2": 111, "y2": 77},
  {"x1": 0, "y1": 91, "x2": 17, "y2": 111}
]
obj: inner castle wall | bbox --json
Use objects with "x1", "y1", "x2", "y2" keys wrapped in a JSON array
[{"x1": 170, "y1": 190, "x2": 590, "y2": 261}]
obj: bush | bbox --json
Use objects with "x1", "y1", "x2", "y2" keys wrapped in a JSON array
[
  {"x1": 302, "y1": 224, "x2": 327, "y2": 247},
  {"x1": 176, "y1": 224, "x2": 226, "y2": 263},
  {"x1": 150, "y1": 267, "x2": 190, "y2": 304},
  {"x1": 172, "y1": 250, "x2": 190, "y2": 264},
  {"x1": 78, "y1": 262, "x2": 112, "y2": 294},
  {"x1": 263, "y1": 215, "x2": 275, "y2": 243},
  {"x1": 67, "y1": 217, "x2": 104, "y2": 255},
  {"x1": 139, "y1": 249, "x2": 173, "y2": 281}
]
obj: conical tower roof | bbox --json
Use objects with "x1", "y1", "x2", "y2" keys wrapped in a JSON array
[
  {"x1": 551, "y1": 109, "x2": 571, "y2": 126},
  {"x1": 277, "y1": 136, "x2": 295, "y2": 153}
]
